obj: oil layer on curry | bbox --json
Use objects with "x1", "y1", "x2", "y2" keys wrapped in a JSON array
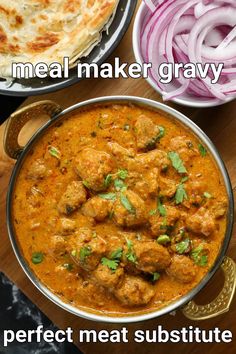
[{"x1": 13, "y1": 104, "x2": 228, "y2": 316}]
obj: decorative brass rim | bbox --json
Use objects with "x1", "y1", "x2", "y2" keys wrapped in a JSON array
[
  {"x1": 4, "y1": 100, "x2": 62, "y2": 159},
  {"x1": 182, "y1": 257, "x2": 236, "y2": 320}
]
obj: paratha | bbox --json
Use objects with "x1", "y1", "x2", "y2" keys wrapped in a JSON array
[{"x1": 0, "y1": 0, "x2": 119, "y2": 78}]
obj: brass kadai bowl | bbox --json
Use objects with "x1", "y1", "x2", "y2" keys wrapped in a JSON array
[{"x1": 4, "y1": 97, "x2": 236, "y2": 323}]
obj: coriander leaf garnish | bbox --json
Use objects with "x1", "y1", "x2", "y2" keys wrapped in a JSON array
[
  {"x1": 114, "y1": 179, "x2": 126, "y2": 191},
  {"x1": 198, "y1": 255, "x2": 208, "y2": 267},
  {"x1": 99, "y1": 193, "x2": 117, "y2": 201},
  {"x1": 149, "y1": 209, "x2": 157, "y2": 216},
  {"x1": 175, "y1": 238, "x2": 191, "y2": 254},
  {"x1": 203, "y1": 192, "x2": 212, "y2": 199},
  {"x1": 108, "y1": 211, "x2": 114, "y2": 219},
  {"x1": 104, "y1": 174, "x2": 113, "y2": 188},
  {"x1": 101, "y1": 257, "x2": 119, "y2": 272},
  {"x1": 49, "y1": 146, "x2": 61, "y2": 159},
  {"x1": 181, "y1": 176, "x2": 189, "y2": 183},
  {"x1": 82, "y1": 180, "x2": 90, "y2": 189},
  {"x1": 118, "y1": 169, "x2": 128, "y2": 180},
  {"x1": 126, "y1": 240, "x2": 137, "y2": 263},
  {"x1": 199, "y1": 144, "x2": 207, "y2": 157},
  {"x1": 32, "y1": 252, "x2": 44, "y2": 264},
  {"x1": 120, "y1": 194, "x2": 136, "y2": 214},
  {"x1": 124, "y1": 124, "x2": 130, "y2": 131},
  {"x1": 145, "y1": 126, "x2": 166, "y2": 150},
  {"x1": 79, "y1": 246, "x2": 92, "y2": 262},
  {"x1": 168, "y1": 152, "x2": 187, "y2": 174},
  {"x1": 157, "y1": 197, "x2": 166, "y2": 217},
  {"x1": 191, "y1": 245, "x2": 208, "y2": 266},
  {"x1": 152, "y1": 272, "x2": 161, "y2": 282},
  {"x1": 110, "y1": 248, "x2": 123, "y2": 260},
  {"x1": 175, "y1": 183, "x2": 188, "y2": 204}
]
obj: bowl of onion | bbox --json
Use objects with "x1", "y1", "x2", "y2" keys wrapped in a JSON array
[{"x1": 133, "y1": 0, "x2": 236, "y2": 107}]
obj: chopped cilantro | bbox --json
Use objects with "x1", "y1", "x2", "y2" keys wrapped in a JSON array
[
  {"x1": 110, "y1": 248, "x2": 123, "y2": 260},
  {"x1": 181, "y1": 176, "x2": 189, "y2": 183},
  {"x1": 168, "y1": 152, "x2": 187, "y2": 174},
  {"x1": 99, "y1": 193, "x2": 116, "y2": 201},
  {"x1": 108, "y1": 211, "x2": 114, "y2": 219},
  {"x1": 79, "y1": 246, "x2": 92, "y2": 262},
  {"x1": 82, "y1": 180, "x2": 90, "y2": 189},
  {"x1": 114, "y1": 179, "x2": 126, "y2": 191},
  {"x1": 124, "y1": 124, "x2": 130, "y2": 131},
  {"x1": 120, "y1": 194, "x2": 136, "y2": 214},
  {"x1": 157, "y1": 197, "x2": 167, "y2": 217},
  {"x1": 191, "y1": 245, "x2": 208, "y2": 266},
  {"x1": 126, "y1": 240, "x2": 137, "y2": 263},
  {"x1": 149, "y1": 209, "x2": 157, "y2": 216},
  {"x1": 145, "y1": 126, "x2": 166, "y2": 150},
  {"x1": 104, "y1": 174, "x2": 113, "y2": 188},
  {"x1": 199, "y1": 144, "x2": 207, "y2": 157},
  {"x1": 101, "y1": 247, "x2": 123, "y2": 272},
  {"x1": 101, "y1": 257, "x2": 119, "y2": 272},
  {"x1": 49, "y1": 146, "x2": 61, "y2": 159},
  {"x1": 32, "y1": 252, "x2": 44, "y2": 264},
  {"x1": 175, "y1": 183, "x2": 188, "y2": 204},
  {"x1": 118, "y1": 169, "x2": 128, "y2": 180},
  {"x1": 175, "y1": 238, "x2": 190, "y2": 254},
  {"x1": 152, "y1": 272, "x2": 161, "y2": 282}
]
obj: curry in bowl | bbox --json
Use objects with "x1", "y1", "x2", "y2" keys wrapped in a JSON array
[{"x1": 12, "y1": 103, "x2": 228, "y2": 316}]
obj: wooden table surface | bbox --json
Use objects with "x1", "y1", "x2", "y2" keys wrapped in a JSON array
[{"x1": 0, "y1": 2, "x2": 236, "y2": 353}]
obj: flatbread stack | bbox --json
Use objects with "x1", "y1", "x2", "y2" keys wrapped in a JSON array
[{"x1": 0, "y1": 0, "x2": 119, "y2": 78}]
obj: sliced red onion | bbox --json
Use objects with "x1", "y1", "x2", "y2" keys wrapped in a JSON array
[
  {"x1": 217, "y1": 26, "x2": 236, "y2": 50},
  {"x1": 143, "y1": 0, "x2": 156, "y2": 13},
  {"x1": 140, "y1": 0, "x2": 236, "y2": 102}
]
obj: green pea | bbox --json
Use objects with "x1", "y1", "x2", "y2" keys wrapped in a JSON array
[
  {"x1": 32, "y1": 252, "x2": 44, "y2": 264},
  {"x1": 157, "y1": 235, "x2": 171, "y2": 245}
]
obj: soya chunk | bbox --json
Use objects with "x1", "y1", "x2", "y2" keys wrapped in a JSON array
[
  {"x1": 81, "y1": 196, "x2": 112, "y2": 222},
  {"x1": 134, "y1": 241, "x2": 171, "y2": 273},
  {"x1": 159, "y1": 176, "x2": 177, "y2": 198},
  {"x1": 27, "y1": 159, "x2": 48, "y2": 179},
  {"x1": 93, "y1": 264, "x2": 124, "y2": 290},
  {"x1": 150, "y1": 206, "x2": 180, "y2": 236},
  {"x1": 108, "y1": 142, "x2": 136, "y2": 170},
  {"x1": 167, "y1": 255, "x2": 197, "y2": 283},
  {"x1": 58, "y1": 181, "x2": 87, "y2": 215},
  {"x1": 169, "y1": 136, "x2": 197, "y2": 162},
  {"x1": 113, "y1": 190, "x2": 147, "y2": 227},
  {"x1": 50, "y1": 235, "x2": 66, "y2": 256},
  {"x1": 69, "y1": 229, "x2": 107, "y2": 271},
  {"x1": 76, "y1": 148, "x2": 113, "y2": 191},
  {"x1": 114, "y1": 275, "x2": 155, "y2": 306},
  {"x1": 211, "y1": 199, "x2": 228, "y2": 219},
  {"x1": 132, "y1": 168, "x2": 159, "y2": 199},
  {"x1": 186, "y1": 207, "x2": 215, "y2": 237},
  {"x1": 136, "y1": 150, "x2": 170, "y2": 172},
  {"x1": 135, "y1": 115, "x2": 160, "y2": 151},
  {"x1": 59, "y1": 218, "x2": 76, "y2": 235}
]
